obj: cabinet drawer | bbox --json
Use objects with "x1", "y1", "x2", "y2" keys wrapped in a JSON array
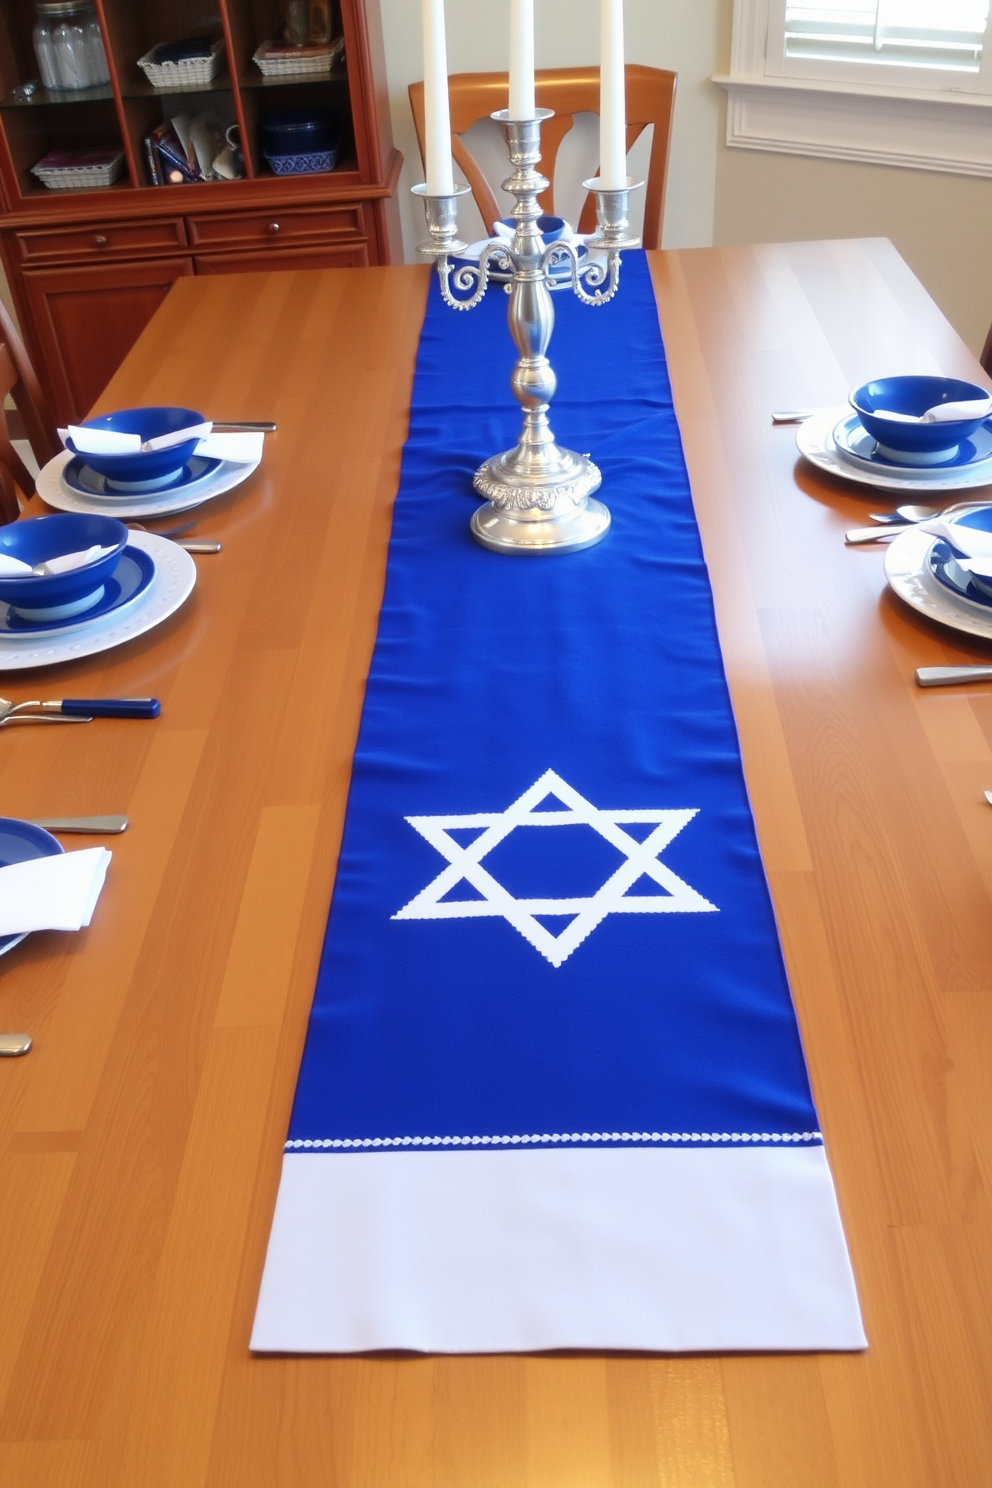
[
  {"x1": 187, "y1": 206, "x2": 366, "y2": 248},
  {"x1": 15, "y1": 218, "x2": 187, "y2": 263},
  {"x1": 193, "y1": 243, "x2": 370, "y2": 275}
]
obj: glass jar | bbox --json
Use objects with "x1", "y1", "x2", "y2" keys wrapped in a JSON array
[
  {"x1": 33, "y1": 2, "x2": 107, "y2": 90},
  {"x1": 32, "y1": 6, "x2": 62, "y2": 90},
  {"x1": 83, "y1": 12, "x2": 110, "y2": 85}
]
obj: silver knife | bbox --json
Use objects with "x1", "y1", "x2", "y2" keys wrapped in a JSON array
[
  {"x1": 212, "y1": 421, "x2": 276, "y2": 432},
  {"x1": 28, "y1": 814, "x2": 128, "y2": 833},
  {"x1": 846, "y1": 525, "x2": 913, "y2": 544},
  {"x1": 916, "y1": 666, "x2": 992, "y2": 687}
]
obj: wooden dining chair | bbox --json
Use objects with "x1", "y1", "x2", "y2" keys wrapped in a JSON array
[
  {"x1": 409, "y1": 64, "x2": 677, "y2": 249},
  {"x1": 0, "y1": 297, "x2": 59, "y2": 523},
  {"x1": 981, "y1": 319, "x2": 992, "y2": 378}
]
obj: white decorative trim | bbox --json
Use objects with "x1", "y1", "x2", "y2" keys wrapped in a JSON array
[
  {"x1": 714, "y1": 73, "x2": 992, "y2": 179},
  {"x1": 286, "y1": 1129, "x2": 823, "y2": 1149}
]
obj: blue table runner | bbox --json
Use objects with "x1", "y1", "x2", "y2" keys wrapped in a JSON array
[{"x1": 252, "y1": 253, "x2": 865, "y2": 1354}]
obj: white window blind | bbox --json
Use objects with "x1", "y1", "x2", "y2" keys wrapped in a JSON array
[{"x1": 783, "y1": 1, "x2": 990, "y2": 75}]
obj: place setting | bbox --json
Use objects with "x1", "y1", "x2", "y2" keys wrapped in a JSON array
[
  {"x1": 0, "y1": 405, "x2": 270, "y2": 671},
  {"x1": 791, "y1": 373, "x2": 992, "y2": 497},
  {"x1": 39, "y1": 405, "x2": 267, "y2": 521},
  {"x1": 783, "y1": 372, "x2": 992, "y2": 662}
]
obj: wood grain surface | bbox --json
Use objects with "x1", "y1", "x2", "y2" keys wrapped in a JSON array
[{"x1": 1, "y1": 241, "x2": 991, "y2": 1486}]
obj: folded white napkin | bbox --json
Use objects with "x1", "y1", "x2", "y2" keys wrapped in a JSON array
[
  {"x1": 0, "y1": 544, "x2": 116, "y2": 579},
  {"x1": 61, "y1": 422, "x2": 214, "y2": 455},
  {"x1": 920, "y1": 517, "x2": 992, "y2": 562},
  {"x1": 193, "y1": 430, "x2": 264, "y2": 464},
  {"x1": 0, "y1": 847, "x2": 111, "y2": 935},
  {"x1": 57, "y1": 425, "x2": 264, "y2": 465}
]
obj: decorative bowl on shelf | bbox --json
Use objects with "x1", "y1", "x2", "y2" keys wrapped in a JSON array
[
  {"x1": 260, "y1": 108, "x2": 336, "y2": 155},
  {"x1": 0, "y1": 513, "x2": 127, "y2": 620},
  {"x1": 263, "y1": 146, "x2": 339, "y2": 175},
  {"x1": 849, "y1": 375, "x2": 992, "y2": 466},
  {"x1": 66, "y1": 406, "x2": 205, "y2": 488}
]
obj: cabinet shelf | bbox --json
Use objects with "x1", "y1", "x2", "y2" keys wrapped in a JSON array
[
  {"x1": 120, "y1": 71, "x2": 236, "y2": 101},
  {"x1": 0, "y1": 82, "x2": 116, "y2": 111},
  {"x1": 238, "y1": 65, "x2": 349, "y2": 90}
]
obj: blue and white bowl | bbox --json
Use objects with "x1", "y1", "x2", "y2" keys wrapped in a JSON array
[
  {"x1": 260, "y1": 109, "x2": 336, "y2": 155},
  {"x1": 0, "y1": 513, "x2": 128, "y2": 620},
  {"x1": 67, "y1": 406, "x2": 205, "y2": 490},
  {"x1": 495, "y1": 214, "x2": 568, "y2": 244},
  {"x1": 850, "y1": 376, "x2": 990, "y2": 466}
]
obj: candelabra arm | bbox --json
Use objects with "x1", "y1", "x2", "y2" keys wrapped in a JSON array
[
  {"x1": 542, "y1": 241, "x2": 620, "y2": 307},
  {"x1": 438, "y1": 240, "x2": 513, "y2": 311}
]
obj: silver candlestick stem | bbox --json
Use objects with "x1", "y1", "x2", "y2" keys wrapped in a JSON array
[{"x1": 413, "y1": 109, "x2": 643, "y2": 555}]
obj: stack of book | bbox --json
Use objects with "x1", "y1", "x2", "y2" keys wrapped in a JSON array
[{"x1": 143, "y1": 113, "x2": 236, "y2": 185}]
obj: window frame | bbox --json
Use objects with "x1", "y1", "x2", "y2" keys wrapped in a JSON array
[
  {"x1": 714, "y1": 0, "x2": 992, "y2": 178},
  {"x1": 766, "y1": 1, "x2": 992, "y2": 95}
]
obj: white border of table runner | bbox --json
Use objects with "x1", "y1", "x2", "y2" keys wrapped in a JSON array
[{"x1": 251, "y1": 1146, "x2": 866, "y2": 1353}]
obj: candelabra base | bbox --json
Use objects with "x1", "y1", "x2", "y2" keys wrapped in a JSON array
[{"x1": 470, "y1": 446, "x2": 610, "y2": 554}]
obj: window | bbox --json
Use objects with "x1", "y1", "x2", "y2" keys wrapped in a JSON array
[
  {"x1": 715, "y1": 0, "x2": 992, "y2": 176},
  {"x1": 769, "y1": 1, "x2": 992, "y2": 92}
]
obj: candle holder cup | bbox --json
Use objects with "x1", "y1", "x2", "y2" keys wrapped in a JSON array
[{"x1": 413, "y1": 110, "x2": 644, "y2": 555}]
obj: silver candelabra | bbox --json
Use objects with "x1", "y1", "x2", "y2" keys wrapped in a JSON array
[{"x1": 412, "y1": 108, "x2": 642, "y2": 555}]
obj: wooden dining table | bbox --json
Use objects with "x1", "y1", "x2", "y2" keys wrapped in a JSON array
[{"x1": 1, "y1": 238, "x2": 991, "y2": 1486}]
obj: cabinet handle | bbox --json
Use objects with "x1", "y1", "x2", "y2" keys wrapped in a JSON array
[
  {"x1": 268, "y1": 221, "x2": 280, "y2": 234},
  {"x1": 93, "y1": 233, "x2": 109, "y2": 247}
]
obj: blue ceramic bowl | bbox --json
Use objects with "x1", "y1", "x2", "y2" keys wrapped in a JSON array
[
  {"x1": 261, "y1": 109, "x2": 335, "y2": 156},
  {"x1": 0, "y1": 513, "x2": 128, "y2": 620},
  {"x1": 498, "y1": 214, "x2": 567, "y2": 243},
  {"x1": 850, "y1": 376, "x2": 990, "y2": 465},
  {"x1": 66, "y1": 406, "x2": 204, "y2": 489}
]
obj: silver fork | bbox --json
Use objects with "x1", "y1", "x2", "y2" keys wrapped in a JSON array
[{"x1": 0, "y1": 715, "x2": 90, "y2": 728}]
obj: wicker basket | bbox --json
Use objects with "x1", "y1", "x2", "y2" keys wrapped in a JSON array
[
  {"x1": 253, "y1": 38, "x2": 343, "y2": 77},
  {"x1": 138, "y1": 37, "x2": 225, "y2": 89},
  {"x1": 32, "y1": 150, "x2": 125, "y2": 190}
]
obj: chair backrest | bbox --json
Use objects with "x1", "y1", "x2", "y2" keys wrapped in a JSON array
[
  {"x1": 0, "y1": 298, "x2": 59, "y2": 523},
  {"x1": 409, "y1": 64, "x2": 677, "y2": 249},
  {"x1": 982, "y1": 319, "x2": 992, "y2": 378}
]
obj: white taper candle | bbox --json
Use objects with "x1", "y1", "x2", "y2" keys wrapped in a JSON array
[
  {"x1": 509, "y1": 0, "x2": 536, "y2": 120},
  {"x1": 423, "y1": 0, "x2": 454, "y2": 195},
  {"x1": 599, "y1": 0, "x2": 627, "y2": 190}
]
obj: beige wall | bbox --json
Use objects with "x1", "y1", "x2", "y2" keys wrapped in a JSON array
[
  {"x1": 713, "y1": 141, "x2": 992, "y2": 357},
  {"x1": 710, "y1": 0, "x2": 992, "y2": 357}
]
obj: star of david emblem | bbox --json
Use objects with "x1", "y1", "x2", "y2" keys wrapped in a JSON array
[{"x1": 393, "y1": 769, "x2": 718, "y2": 967}]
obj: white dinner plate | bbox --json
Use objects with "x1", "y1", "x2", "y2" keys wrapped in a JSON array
[
  {"x1": 0, "y1": 531, "x2": 196, "y2": 670},
  {"x1": 798, "y1": 408, "x2": 992, "y2": 495},
  {"x1": 884, "y1": 526, "x2": 992, "y2": 642},
  {"x1": 37, "y1": 449, "x2": 260, "y2": 519}
]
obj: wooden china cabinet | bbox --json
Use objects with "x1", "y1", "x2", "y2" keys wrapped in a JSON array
[{"x1": 0, "y1": 0, "x2": 401, "y2": 422}]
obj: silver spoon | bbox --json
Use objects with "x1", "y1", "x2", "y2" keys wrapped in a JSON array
[
  {"x1": 869, "y1": 504, "x2": 940, "y2": 525},
  {"x1": 125, "y1": 523, "x2": 220, "y2": 554}
]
